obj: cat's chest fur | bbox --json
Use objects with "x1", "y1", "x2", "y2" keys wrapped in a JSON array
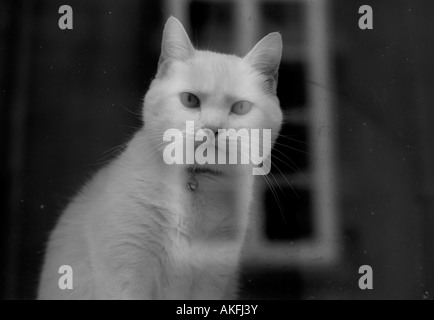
[
  {"x1": 137, "y1": 167, "x2": 253, "y2": 299},
  {"x1": 85, "y1": 153, "x2": 254, "y2": 299}
]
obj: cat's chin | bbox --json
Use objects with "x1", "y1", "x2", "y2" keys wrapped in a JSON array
[
  {"x1": 185, "y1": 163, "x2": 250, "y2": 178},
  {"x1": 186, "y1": 165, "x2": 224, "y2": 176}
]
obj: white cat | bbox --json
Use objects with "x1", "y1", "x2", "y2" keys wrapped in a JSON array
[{"x1": 38, "y1": 17, "x2": 282, "y2": 300}]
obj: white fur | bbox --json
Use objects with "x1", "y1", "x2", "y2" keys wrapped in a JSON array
[{"x1": 38, "y1": 17, "x2": 282, "y2": 300}]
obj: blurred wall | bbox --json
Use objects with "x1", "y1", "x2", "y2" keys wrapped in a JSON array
[{"x1": 322, "y1": 0, "x2": 434, "y2": 299}]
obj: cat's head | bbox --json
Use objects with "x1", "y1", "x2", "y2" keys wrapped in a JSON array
[{"x1": 142, "y1": 17, "x2": 282, "y2": 174}]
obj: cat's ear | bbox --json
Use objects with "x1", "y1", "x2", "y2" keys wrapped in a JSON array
[
  {"x1": 244, "y1": 32, "x2": 282, "y2": 93},
  {"x1": 157, "y1": 17, "x2": 195, "y2": 78}
]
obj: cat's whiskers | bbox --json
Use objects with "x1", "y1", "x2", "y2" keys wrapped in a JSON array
[
  {"x1": 237, "y1": 146, "x2": 286, "y2": 221},
  {"x1": 272, "y1": 140, "x2": 309, "y2": 155},
  {"x1": 93, "y1": 131, "x2": 167, "y2": 166},
  {"x1": 267, "y1": 145, "x2": 306, "y2": 178},
  {"x1": 244, "y1": 144, "x2": 301, "y2": 223}
]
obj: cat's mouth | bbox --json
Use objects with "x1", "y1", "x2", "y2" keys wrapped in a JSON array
[{"x1": 187, "y1": 165, "x2": 223, "y2": 176}]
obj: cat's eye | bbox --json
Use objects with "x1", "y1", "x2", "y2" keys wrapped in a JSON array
[
  {"x1": 231, "y1": 100, "x2": 252, "y2": 115},
  {"x1": 180, "y1": 92, "x2": 200, "y2": 108}
]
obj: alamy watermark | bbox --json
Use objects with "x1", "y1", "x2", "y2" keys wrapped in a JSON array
[
  {"x1": 58, "y1": 265, "x2": 73, "y2": 290},
  {"x1": 358, "y1": 265, "x2": 373, "y2": 290},
  {"x1": 162, "y1": 121, "x2": 272, "y2": 176}
]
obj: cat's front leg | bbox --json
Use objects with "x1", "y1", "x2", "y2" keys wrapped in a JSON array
[
  {"x1": 93, "y1": 267, "x2": 160, "y2": 299},
  {"x1": 92, "y1": 247, "x2": 162, "y2": 300}
]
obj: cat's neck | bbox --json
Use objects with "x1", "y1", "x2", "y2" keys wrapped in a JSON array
[{"x1": 122, "y1": 129, "x2": 254, "y2": 193}]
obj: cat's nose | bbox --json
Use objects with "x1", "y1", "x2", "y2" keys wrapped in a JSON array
[
  {"x1": 194, "y1": 126, "x2": 218, "y2": 150},
  {"x1": 201, "y1": 126, "x2": 219, "y2": 137}
]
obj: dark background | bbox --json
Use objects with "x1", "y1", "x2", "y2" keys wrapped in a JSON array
[{"x1": 1, "y1": 0, "x2": 433, "y2": 299}]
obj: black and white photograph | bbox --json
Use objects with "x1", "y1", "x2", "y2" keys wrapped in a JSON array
[{"x1": 0, "y1": 0, "x2": 433, "y2": 301}]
